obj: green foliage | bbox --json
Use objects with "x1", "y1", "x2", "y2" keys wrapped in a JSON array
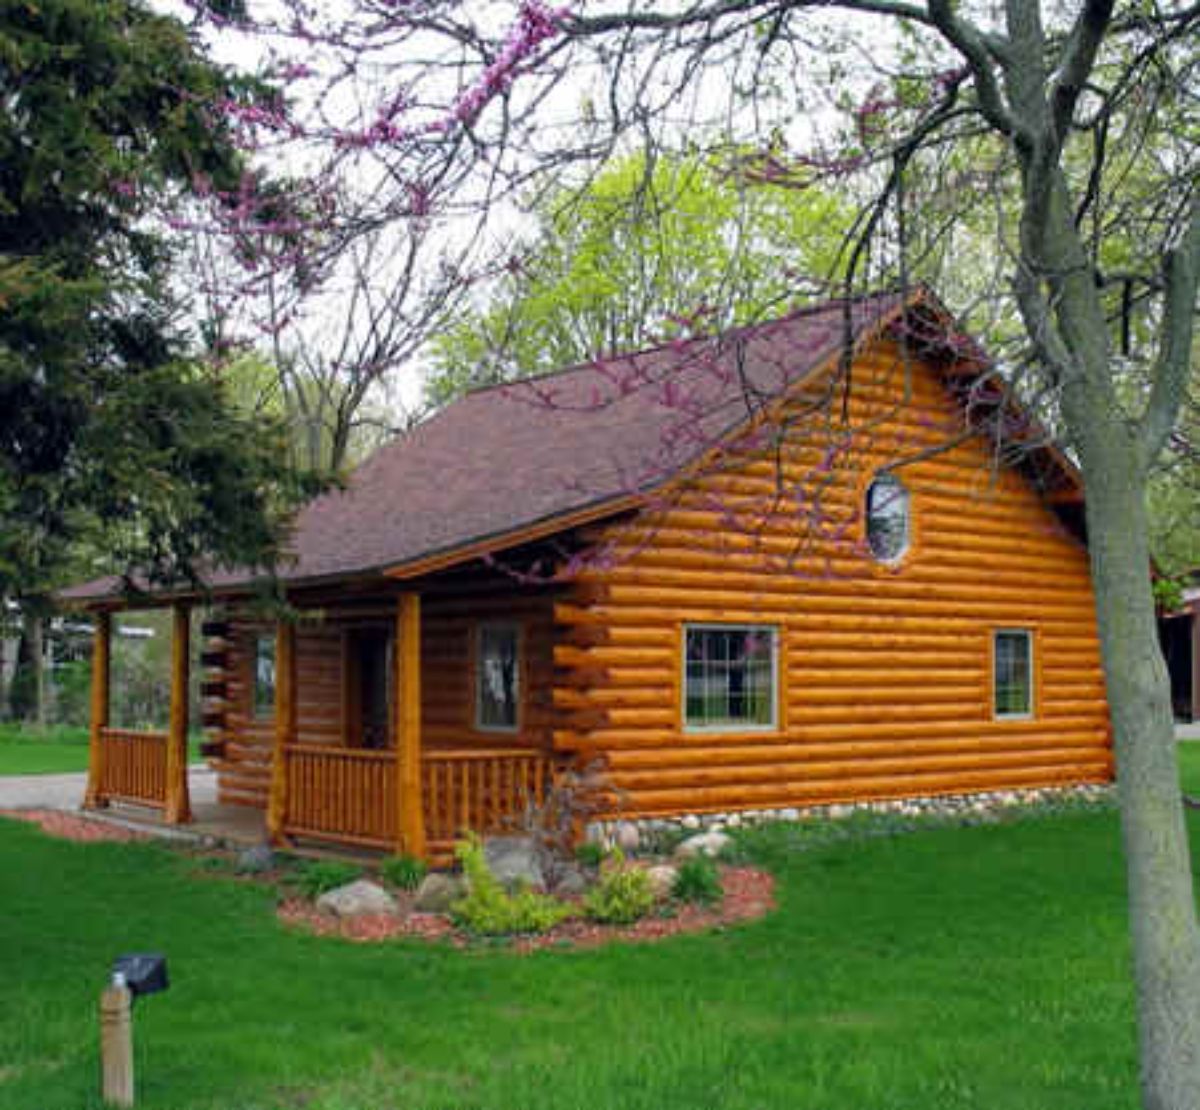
[
  {"x1": 671, "y1": 855, "x2": 723, "y2": 906},
  {"x1": 1152, "y1": 576, "x2": 1186, "y2": 613},
  {"x1": 582, "y1": 850, "x2": 656, "y2": 924},
  {"x1": 0, "y1": 0, "x2": 318, "y2": 599},
  {"x1": 574, "y1": 841, "x2": 605, "y2": 869},
  {"x1": 380, "y1": 854, "x2": 428, "y2": 891},
  {"x1": 451, "y1": 835, "x2": 572, "y2": 935},
  {"x1": 295, "y1": 860, "x2": 363, "y2": 899},
  {"x1": 427, "y1": 150, "x2": 852, "y2": 403}
]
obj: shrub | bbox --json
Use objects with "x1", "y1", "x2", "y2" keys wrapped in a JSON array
[
  {"x1": 381, "y1": 854, "x2": 428, "y2": 891},
  {"x1": 508, "y1": 757, "x2": 621, "y2": 892},
  {"x1": 295, "y1": 860, "x2": 362, "y2": 899},
  {"x1": 575, "y1": 841, "x2": 605, "y2": 870},
  {"x1": 583, "y1": 851, "x2": 655, "y2": 924},
  {"x1": 451, "y1": 835, "x2": 572, "y2": 936},
  {"x1": 672, "y1": 855, "x2": 723, "y2": 905}
]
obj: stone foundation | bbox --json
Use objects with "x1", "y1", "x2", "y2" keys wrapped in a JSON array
[{"x1": 587, "y1": 783, "x2": 1115, "y2": 851}]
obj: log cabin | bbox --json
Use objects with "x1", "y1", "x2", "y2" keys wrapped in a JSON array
[{"x1": 63, "y1": 287, "x2": 1113, "y2": 861}]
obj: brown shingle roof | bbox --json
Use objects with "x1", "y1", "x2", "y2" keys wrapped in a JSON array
[
  {"x1": 68, "y1": 289, "x2": 1073, "y2": 603},
  {"x1": 283, "y1": 294, "x2": 903, "y2": 581}
]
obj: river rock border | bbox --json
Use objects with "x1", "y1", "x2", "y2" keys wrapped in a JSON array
[{"x1": 587, "y1": 783, "x2": 1115, "y2": 852}]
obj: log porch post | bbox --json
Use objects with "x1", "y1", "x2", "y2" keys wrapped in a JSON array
[
  {"x1": 83, "y1": 611, "x2": 111, "y2": 809},
  {"x1": 267, "y1": 618, "x2": 296, "y2": 844},
  {"x1": 164, "y1": 603, "x2": 192, "y2": 824},
  {"x1": 395, "y1": 593, "x2": 426, "y2": 857}
]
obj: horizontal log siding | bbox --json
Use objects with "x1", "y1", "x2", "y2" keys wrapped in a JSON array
[
  {"x1": 210, "y1": 621, "x2": 352, "y2": 808},
  {"x1": 559, "y1": 339, "x2": 1112, "y2": 817},
  {"x1": 208, "y1": 592, "x2": 559, "y2": 810},
  {"x1": 421, "y1": 591, "x2": 558, "y2": 752}
]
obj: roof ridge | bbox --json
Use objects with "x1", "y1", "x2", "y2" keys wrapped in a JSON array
[{"x1": 458, "y1": 290, "x2": 901, "y2": 402}]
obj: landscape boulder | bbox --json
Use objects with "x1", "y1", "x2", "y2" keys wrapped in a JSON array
[
  {"x1": 483, "y1": 835, "x2": 545, "y2": 891},
  {"x1": 613, "y1": 821, "x2": 641, "y2": 853},
  {"x1": 645, "y1": 864, "x2": 679, "y2": 901},
  {"x1": 316, "y1": 879, "x2": 399, "y2": 918},
  {"x1": 235, "y1": 843, "x2": 275, "y2": 874},
  {"x1": 553, "y1": 866, "x2": 590, "y2": 897},
  {"x1": 675, "y1": 831, "x2": 731, "y2": 860},
  {"x1": 413, "y1": 873, "x2": 466, "y2": 913}
]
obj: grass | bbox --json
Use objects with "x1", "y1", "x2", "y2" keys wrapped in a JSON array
[
  {"x1": 0, "y1": 753, "x2": 1196, "y2": 1109},
  {"x1": 0, "y1": 724, "x2": 203, "y2": 775},
  {"x1": 0, "y1": 725, "x2": 93, "y2": 774}
]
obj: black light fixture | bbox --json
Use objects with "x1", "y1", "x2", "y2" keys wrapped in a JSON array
[{"x1": 111, "y1": 953, "x2": 169, "y2": 1000}]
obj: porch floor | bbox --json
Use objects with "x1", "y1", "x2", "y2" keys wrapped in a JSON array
[
  {"x1": 98, "y1": 794, "x2": 267, "y2": 847},
  {"x1": 0, "y1": 765, "x2": 270, "y2": 849}
]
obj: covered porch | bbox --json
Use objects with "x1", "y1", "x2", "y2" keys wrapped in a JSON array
[{"x1": 82, "y1": 591, "x2": 563, "y2": 863}]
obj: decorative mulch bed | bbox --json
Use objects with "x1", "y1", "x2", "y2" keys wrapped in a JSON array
[
  {"x1": 277, "y1": 865, "x2": 775, "y2": 951},
  {"x1": 2, "y1": 809, "x2": 775, "y2": 951},
  {"x1": 0, "y1": 808, "x2": 153, "y2": 844}
]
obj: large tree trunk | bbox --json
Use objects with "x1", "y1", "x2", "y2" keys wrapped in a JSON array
[
  {"x1": 8, "y1": 609, "x2": 47, "y2": 727},
  {"x1": 1071, "y1": 415, "x2": 1200, "y2": 1110}
]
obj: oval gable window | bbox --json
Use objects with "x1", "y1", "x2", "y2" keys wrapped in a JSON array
[{"x1": 866, "y1": 473, "x2": 910, "y2": 562}]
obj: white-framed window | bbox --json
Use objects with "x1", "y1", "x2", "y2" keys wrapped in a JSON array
[
  {"x1": 993, "y1": 629, "x2": 1034, "y2": 719},
  {"x1": 683, "y1": 624, "x2": 778, "y2": 731},
  {"x1": 866, "y1": 472, "x2": 911, "y2": 562},
  {"x1": 252, "y1": 634, "x2": 275, "y2": 719},
  {"x1": 476, "y1": 623, "x2": 520, "y2": 731}
]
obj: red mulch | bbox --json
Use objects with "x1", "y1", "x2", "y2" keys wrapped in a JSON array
[
  {"x1": 0, "y1": 808, "x2": 153, "y2": 843},
  {"x1": 2, "y1": 809, "x2": 776, "y2": 952},
  {"x1": 278, "y1": 866, "x2": 775, "y2": 951}
]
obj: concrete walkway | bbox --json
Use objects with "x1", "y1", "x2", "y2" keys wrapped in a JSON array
[
  {"x1": 0, "y1": 765, "x2": 270, "y2": 846},
  {"x1": 1177, "y1": 723, "x2": 1200, "y2": 742},
  {"x1": 0, "y1": 766, "x2": 218, "y2": 813}
]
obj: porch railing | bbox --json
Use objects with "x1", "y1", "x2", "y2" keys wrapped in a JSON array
[
  {"x1": 278, "y1": 743, "x2": 558, "y2": 855},
  {"x1": 282, "y1": 744, "x2": 397, "y2": 849},
  {"x1": 98, "y1": 728, "x2": 168, "y2": 809},
  {"x1": 423, "y1": 748, "x2": 556, "y2": 849}
]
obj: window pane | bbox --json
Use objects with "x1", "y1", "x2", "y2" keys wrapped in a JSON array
[
  {"x1": 994, "y1": 630, "x2": 1032, "y2": 717},
  {"x1": 866, "y1": 474, "x2": 910, "y2": 562},
  {"x1": 684, "y1": 626, "x2": 775, "y2": 729},
  {"x1": 253, "y1": 635, "x2": 275, "y2": 718},
  {"x1": 478, "y1": 625, "x2": 519, "y2": 729}
]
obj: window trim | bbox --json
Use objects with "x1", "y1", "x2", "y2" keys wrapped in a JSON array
[
  {"x1": 681, "y1": 623, "x2": 780, "y2": 734},
  {"x1": 992, "y1": 627, "x2": 1035, "y2": 721},
  {"x1": 865, "y1": 471, "x2": 912, "y2": 564},
  {"x1": 475, "y1": 621, "x2": 522, "y2": 734},
  {"x1": 251, "y1": 633, "x2": 276, "y2": 721}
]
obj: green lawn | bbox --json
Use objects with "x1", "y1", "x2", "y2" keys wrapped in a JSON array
[
  {"x1": 0, "y1": 725, "x2": 203, "y2": 775},
  {"x1": 0, "y1": 755, "x2": 1197, "y2": 1109},
  {"x1": 0, "y1": 724, "x2": 93, "y2": 774}
]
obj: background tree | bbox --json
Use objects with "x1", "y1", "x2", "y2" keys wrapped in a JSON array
[
  {"x1": 0, "y1": 0, "x2": 318, "y2": 622},
  {"x1": 427, "y1": 151, "x2": 852, "y2": 402}
]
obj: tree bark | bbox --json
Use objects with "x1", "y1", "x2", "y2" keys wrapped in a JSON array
[
  {"x1": 8, "y1": 609, "x2": 47, "y2": 726},
  {"x1": 1072, "y1": 428, "x2": 1200, "y2": 1110}
]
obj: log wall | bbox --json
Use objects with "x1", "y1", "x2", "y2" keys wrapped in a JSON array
[
  {"x1": 205, "y1": 592, "x2": 558, "y2": 809},
  {"x1": 554, "y1": 337, "x2": 1113, "y2": 817},
  {"x1": 202, "y1": 337, "x2": 1113, "y2": 828}
]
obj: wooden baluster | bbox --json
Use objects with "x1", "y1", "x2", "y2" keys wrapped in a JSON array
[{"x1": 439, "y1": 762, "x2": 448, "y2": 842}]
